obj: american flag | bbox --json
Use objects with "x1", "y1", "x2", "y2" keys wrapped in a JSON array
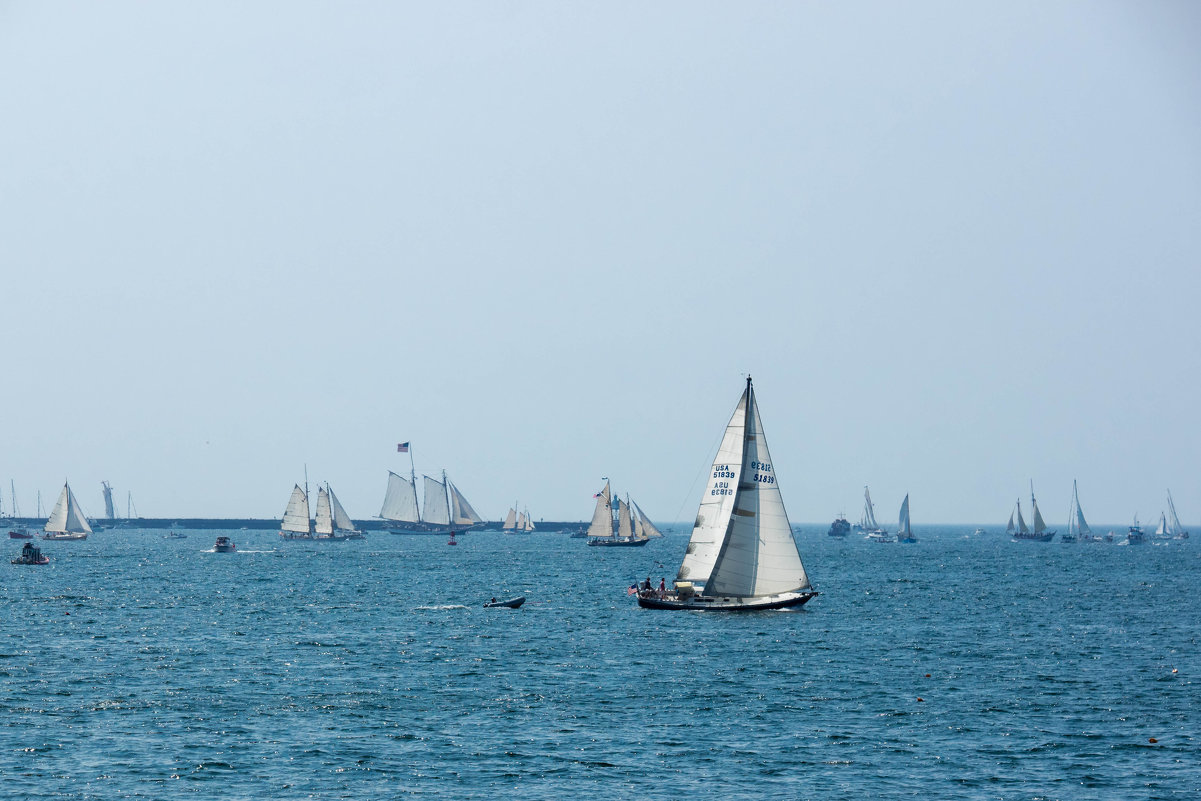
[{"x1": 397, "y1": 442, "x2": 410, "y2": 453}]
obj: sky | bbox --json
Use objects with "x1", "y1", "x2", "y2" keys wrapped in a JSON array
[{"x1": 1, "y1": 1, "x2": 1199, "y2": 525}]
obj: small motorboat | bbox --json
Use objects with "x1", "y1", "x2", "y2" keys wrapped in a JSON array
[
  {"x1": 213, "y1": 536, "x2": 236, "y2": 553},
  {"x1": 484, "y1": 596, "x2": 525, "y2": 609},
  {"x1": 164, "y1": 531, "x2": 188, "y2": 539},
  {"x1": 9, "y1": 528, "x2": 33, "y2": 539},
  {"x1": 12, "y1": 542, "x2": 49, "y2": 565}
]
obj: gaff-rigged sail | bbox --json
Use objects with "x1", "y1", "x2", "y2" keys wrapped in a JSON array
[
  {"x1": 380, "y1": 471, "x2": 420, "y2": 523},
  {"x1": 282, "y1": 484, "x2": 312, "y2": 535},
  {"x1": 587, "y1": 481, "x2": 614, "y2": 539}
]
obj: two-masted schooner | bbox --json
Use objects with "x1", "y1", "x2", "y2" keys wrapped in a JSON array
[
  {"x1": 1007, "y1": 482, "x2": 1055, "y2": 541},
  {"x1": 639, "y1": 377, "x2": 817, "y2": 611},
  {"x1": 42, "y1": 481, "x2": 92, "y2": 541},
  {"x1": 280, "y1": 481, "x2": 363, "y2": 540},
  {"x1": 379, "y1": 450, "x2": 484, "y2": 535},
  {"x1": 584, "y1": 480, "x2": 662, "y2": 547}
]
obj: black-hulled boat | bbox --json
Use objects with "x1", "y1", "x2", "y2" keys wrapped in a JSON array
[{"x1": 12, "y1": 541, "x2": 49, "y2": 565}]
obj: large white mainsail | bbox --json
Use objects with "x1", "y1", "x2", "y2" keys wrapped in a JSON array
[
  {"x1": 699, "y1": 378, "x2": 811, "y2": 597},
  {"x1": 314, "y1": 486, "x2": 334, "y2": 535},
  {"x1": 898, "y1": 494, "x2": 912, "y2": 539},
  {"x1": 502, "y1": 507, "x2": 518, "y2": 531},
  {"x1": 44, "y1": 482, "x2": 92, "y2": 536},
  {"x1": 423, "y1": 475, "x2": 451, "y2": 526},
  {"x1": 380, "y1": 471, "x2": 420, "y2": 523},
  {"x1": 586, "y1": 481, "x2": 614, "y2": 539},
  {"x1": 1069, "y1": 480, "x2": 1091, "y2": 540},
  {"x1": 282, "y1": 484, "x2": 312, "y2": 536},
  {"x1": 448, "y1": 481, "x2": 483, "y2": 526},
  {"x1": 676, "y1": 391, "x2": 747, "y2": 585},
  {"x1": 1031, "y1": 485, "x2": 1049, "y2": 537}
]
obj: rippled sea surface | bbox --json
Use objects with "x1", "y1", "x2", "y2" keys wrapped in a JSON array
[{"x1": 2, "y1": 526, "x2": 1198, "y2": 799}]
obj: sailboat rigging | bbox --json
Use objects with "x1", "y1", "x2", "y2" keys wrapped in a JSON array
[
  {"x1": 639, "y1": 377, "x2": 817, "y2": 611},
  {"x1": 585, "y1": 480, "x2": 659, "y2": 547}
]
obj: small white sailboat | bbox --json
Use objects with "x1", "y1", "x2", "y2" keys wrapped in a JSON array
[
  {"x1": 1153, "y1": 511, "x2": 1169, "y2": 539},
  {"x1": 896, "y1": 494, "x2": 916, "y2": 543},
  {"x1": 640, "y1": 377, "x2": 817, "y2": 611},
  {"x1": 314, "y1": 483, "x2": 364, "y2": 540},
  {"x1": 42, "y1": 481, "x2": 92, "y2": 541},
  {"x1": 1166, "y1": 490, "x2": 1189, "y2": 539},
  {"x1": 1065, "y1": 480, "x2": 1097, "y2": 542},
  {"x1": 860, "y1": 486, "x2": 890, "y2": 540}
]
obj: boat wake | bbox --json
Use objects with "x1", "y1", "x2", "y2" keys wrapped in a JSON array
[{"x1": 416, "y1": 604, "x2": 469, "y2": 611}]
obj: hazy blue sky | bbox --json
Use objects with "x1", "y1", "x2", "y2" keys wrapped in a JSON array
[{"x1": 2, "y1": 1, "x2": 1198, "y2": 525}]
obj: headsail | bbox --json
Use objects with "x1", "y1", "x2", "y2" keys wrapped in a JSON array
[
  {"x1": 282, "y1": 484, "x2": 312, "y2": 535},
  {"x1": 862, "y1": 486, "x2": 881, "y2": 531},
  {"x1": 1030, "y1": 483, "x2": 1048, "y2": 535},
  {"x1": 448, "y1": 480, "x2": 483, "y2": 526},
  {"x1": 1016, "y1": 500, "x2": 1030, "y2": 535},
  {"x1": 380, "y1": 471, "x2": 420, "y2": 523},
  {"x1": 1072, "y1": 481, "x2": 1091, "y2": 536},
  {"x1": 328, "y1": 485, "x2": 357, "y2": 532},
  {"x1": 703, "y1": 378, "x2": 811, "y2": 597},
  {"x1": 676, "y1": 390, "x2": 748, "y2": 585},
  {"x1": 586, "y1": 481, "x2": 614, "y2": 539},
  {"x1": 616, "y1": 499, "x2": 633, "y2": 539},
  {"x1": 632, "y1": 501, "x2": 662, "y2": 538}
]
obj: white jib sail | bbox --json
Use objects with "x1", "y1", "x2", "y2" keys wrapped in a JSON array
[
  {"x1": 1074, "y1": 481, "x2": 1091, "y2": 536},
  {"x1": 423, "y1": 475, "x2": 450, "y2": 526},
  {"x1": 677, "y1": 390, "x2": 748, "y2": 585},
  {"x1": 863, "y1": 486, "x2": 880, "y2": 530},
  {"x1": 705, "y1": 380, "x2": 810, "y2": 597},
  {"x1": 64, "y1": 485, "x2": 92, "y2": 533},
  {"x1": 380, "y1": 472, "x2": 420, "y2": 523},
  {"x1": 282, "y1": 485, "x2": 312, "y2": 534},
  {"x1": 328, "y1": 485, "x2": 357, "y2": 532},
  {"x1": 898, "y1": 494, "x2": 911, "y2": 537},
  {"x1": 632, "y1": 505, "x2": 645, "y2": 539},
  {"x1": 586, "y1": 481, "x2": 613, "y2": 539},
  {"x1": 632, "y1": 501, "x2": 662, "y2": 537},
  {"x1": 1016, "y1": 501, "x2": 1029, "y2": 534},
  {"x1": 448, "y1": 480, "x2": 483, "y2": 525},
  {"x1": 1032, "y1": 494, "x2": 1048, "y2": 534},
  {"x1": 314, "y1": 486, "x2": 334, "y2": 535}
]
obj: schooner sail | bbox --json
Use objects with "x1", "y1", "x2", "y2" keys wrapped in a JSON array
[
  {"x1": 314, "y1": 483, "x2": 363, "y2": 540},
  {"x1": 379, "y1": 457, "x2": 484, "y2": 534},
  {"x1": 640, "y1": 376, "x2": 817, "y2": 611},
  {"x1": 503, "y1": 505, "x2": 535, "y2": 533},
  {"x1": 586, "y1": 481, "x2": 655, "y2": 547},
  {"x1": 1011, "y1": 482, "x2": 1055, "y2": 541},
  {"x1": 42, "y1": 481, "x2": 92, "y2": 541},
  {"x1": 280, "y1": 484, "x2": 313, "y2": 539}
]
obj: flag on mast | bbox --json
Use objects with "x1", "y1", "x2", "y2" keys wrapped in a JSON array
[{"x1": 397, "y1": 442, "x2": 410, "y2": 453}]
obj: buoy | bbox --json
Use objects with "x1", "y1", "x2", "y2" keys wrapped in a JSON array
[
  {"x1": 1172, "y1": 668, "x2": 1178, "y2": 674},
  {"x1": 917, "y1": 697, "x2": 924, "y2": 702},
  {"x1": 925, "y1": 674, "x2": 931, "y2": 678},
  {"x1": 1149, "y1": 737, "x2": 1158, "y2": 743}
]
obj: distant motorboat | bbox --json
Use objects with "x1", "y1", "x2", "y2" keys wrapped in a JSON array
[
  {"x1": 827, "y1": 515, "x2": 850, "y2": 538},
  {"x1": 1126, "y1": 516, "x2": 1146, "y2": 545},
  {"x1": 213, "y1": 536, "x2": 236, "y2": 553},
  {"x1": 11, "y1": 541, "x2": 49, "y2": 565},
  {"x1": 8, "y1": 527, "x2": 32, "y2": 540},
  {"x1": 484, "y1": 596, "x2": 525, "y2": 608},
  {"x1": 163, "y1": 531, "x2": 188, "y2": 540}
]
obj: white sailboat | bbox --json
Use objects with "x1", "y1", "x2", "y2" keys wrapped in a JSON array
[
  {"x1": 42, "y1": 481, "x2": 92, "y2": 541},
  {"x1": 860, "y1": 486, "x2": 890, "y2": 540},
  {"x1": 896, "y1": 494, "x2": 916, "y2": 543},
  {"x1": 640, "y1": 377, "x2": 817, "y2": 611},
  {"x1": 1065, "y1": 480, "x2": 1096, "y2": 543},
  {"x1": 1166, "y1": 490, "x2": 1189, "y2": 539},
  {"x1": 315, "y1": 483, "x2": 364, "y2": 540},
  {"x1": 379, "y1": 461, "x2": 484, "y2": 535}
]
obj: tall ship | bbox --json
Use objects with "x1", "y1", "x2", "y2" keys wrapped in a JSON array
[
  {"x1": 1008, "y1": 482, "x2": 1055, "y2": 541},
  {"x1": 640, "y1": 377, "x2": 817, "y2": 611},
  {"x1": 43, "y1": 481, "x2": 92, "y2": 541},
  {"x1": 502, "y1": 506, "x2": 535, "y2": 533},
  {"x1": 379, "y1": 447, "x2": 484, "y2": 535},
  {"x1": 585, "y1": 480, "x2": 661, "y2": 547},
  {"x1": 281, "y1": 481, "x2": 363, "y2": 541}
]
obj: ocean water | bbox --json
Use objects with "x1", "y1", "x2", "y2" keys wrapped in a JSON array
[{"x1": 2, "y1": 526, "x2": 1198, "y2": 800}]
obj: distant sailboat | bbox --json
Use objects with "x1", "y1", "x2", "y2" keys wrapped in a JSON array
[
  {"x1": 314, "y1": 483, "x2": 363, "y2": 540},
  {"x1": 1166, "y1": 490, "x2": 1189, "y2": 539},
  {"x1": 380, "y1": 462, "x2": 484, "y2": 535},
  {"x1": 859, "y1": 486, "x2": 890, "y2": 540},
  {"x1": 42, "y1": 481, "x2": 92, "y2": 541},
  {"x1": 503, "y1": 505, "x2": 535, "y2": 533},
  {"x1": 1065, "y1": 480, "x2": 1096, "y2": 543},
  {"x1": 640, "y1": 377, "x2": 817, "y2": 611},
  {"x1": 896, "y1": 494, "x2": 916, "y2": 543},
  {"x1": 1011, "y1": 483, "x2": 1055, "y2": 541},
  {"x1": 1153, "y1": 512, "x2": 1168, "y2": 539},
  {"x1": 585, "y1": 481, "x2": 656, "y2": 547}
]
